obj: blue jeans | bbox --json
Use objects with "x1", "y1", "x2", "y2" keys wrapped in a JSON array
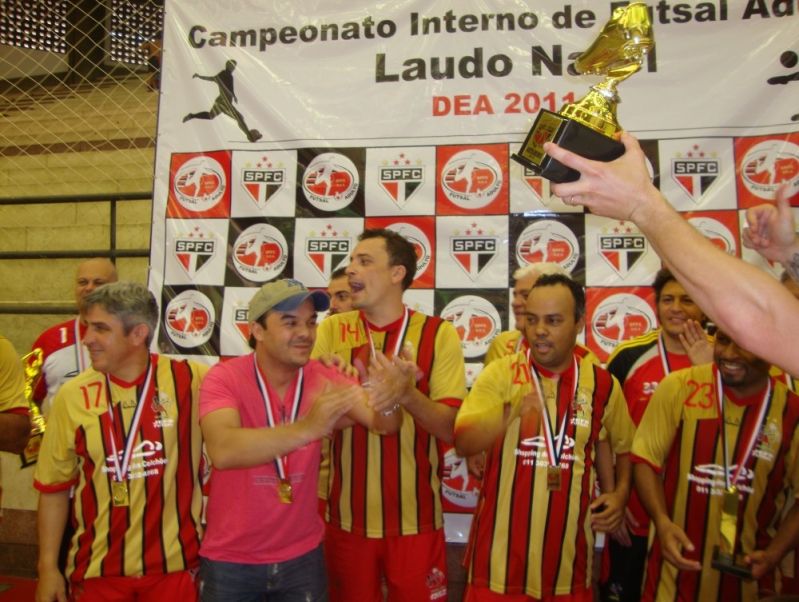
[{"x1": 199, "y1": 545, "x2": 328, "y2": 602}]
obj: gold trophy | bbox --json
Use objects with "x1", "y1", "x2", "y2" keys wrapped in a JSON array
[
  {"x1": 511, "y1": 3, "x2": 654, "y2": 183},
  {"x1": 20, "y1": 348, "x2": 45, "y2": 467},
  {"x1": 711, "y1": 486, "x2": 752, "y2": 578}
]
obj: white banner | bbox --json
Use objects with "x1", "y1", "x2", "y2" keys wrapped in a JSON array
[{"x1": 150, "y1": 0, "x2": 799, "y2": 365}]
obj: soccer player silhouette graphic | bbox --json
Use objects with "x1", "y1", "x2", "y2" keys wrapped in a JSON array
[
  {"x1": 183, "y1": 59, "x2": 262, "y2": 142},
  {"x1": 767, "y1": 50, "x2": 799, "y2": 121}
]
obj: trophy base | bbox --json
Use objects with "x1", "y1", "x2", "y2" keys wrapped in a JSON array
[
  {"x1": 511, "y1": 109, "x2": 625, "y2": 183},
  {"x1": 711, "y1": 546, "x2": 753, "y2": 579},
  {"x1": 20, "y1": 431, "x2": 42, "y2": 468}
]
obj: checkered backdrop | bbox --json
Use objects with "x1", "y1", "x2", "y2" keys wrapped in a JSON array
[{"x1": 148, "y1": 0, "x2": 799, "y2": 526}]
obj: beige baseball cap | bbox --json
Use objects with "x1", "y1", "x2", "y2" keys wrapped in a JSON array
[{"x1": 248, "y1": 279, "x2": 330, "y2": 322}]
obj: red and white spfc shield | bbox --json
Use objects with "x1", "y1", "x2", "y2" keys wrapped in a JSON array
[
  {"x1": 175, "y1": 238, "x2": 216, "y2": 278},
  {"x1": 598, "y1": 234, "x2": 646, "y2": 277},
  {"x1": 378, "y1": 165, "x2": 424, "y2": 208},
  {"x1": 241, "y1": 167, "x2": 285, "y2": 209},
  {"x1": 233, "y1": 307, "x2": 250, "y2": 342},
  {"x1": 522, "y1": 167, "x2": 545, "y2": 201},
  {"x1": 451, "y1": 236, "x2": 497, "y2": 280},
  {"x1": 672, "y1": 158, "x2": 718, "y2": 202},
  {"x1": 305, "y1": 237, "x2": 351, "y2": 278}
]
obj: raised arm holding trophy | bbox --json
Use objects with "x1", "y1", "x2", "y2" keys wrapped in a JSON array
[{"x1": 512, "y1": 2, "x2": 654, "y2": 182}]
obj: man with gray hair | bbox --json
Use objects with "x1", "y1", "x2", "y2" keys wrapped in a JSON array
[{"x1": 34, "y1": 281, "x2": 207, "y2": 602}]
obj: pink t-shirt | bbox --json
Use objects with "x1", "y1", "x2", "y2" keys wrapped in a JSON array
[{"x1": 199, "y1": 353, "x2": 350, "y2": 564}]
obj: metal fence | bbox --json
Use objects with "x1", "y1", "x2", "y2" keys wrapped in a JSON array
[
  {"x1": 0, "y1": 0, "x2": 163, "y2": 196},
  {"x1": 0, "y1": 1, "x2": 160, "y2": 347}
]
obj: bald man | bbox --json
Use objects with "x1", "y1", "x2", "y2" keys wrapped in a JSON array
[{"x1": 31, "y1": 258, "x2": 118, "y2": 412}]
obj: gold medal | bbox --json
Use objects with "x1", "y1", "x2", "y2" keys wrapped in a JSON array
[
  {"x1": 112, "y1": 481, "x2": 129, "y2": 507},
  {"x1": 719, "y1": 485, "x2": 739, "y2": 553},
  {"x1": 712, "y1": 485, "x2": 751, "y2": 577},
  {"x1": 547, "y1": 466, "x2": 562, "y2": 491},
  {"x1": 710, "y1": 369, "x2": 771, "y2": 579},
  {"x1": 278, "y1": 479, "x2": 293, "y2": 504}
]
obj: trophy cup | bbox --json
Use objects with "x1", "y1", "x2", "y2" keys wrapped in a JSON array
[
  {"x1": 511, "y1": 3, "x2": 654, "y2": 183},
  {"x1": 20, "y1": 348, "x2": 45, "y2": 467},
  {"x1": 711, "y1": 486, "x2": 752, "y2": 578}
]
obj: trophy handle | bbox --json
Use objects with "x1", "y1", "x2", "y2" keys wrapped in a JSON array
[{"x1": 21, "y1": 348, "x2": 45, "y2": 435}]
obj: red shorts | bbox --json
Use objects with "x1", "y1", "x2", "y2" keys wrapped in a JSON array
[
  {"x1": 325, "y1": 524, "x2": 447, "y2": 602},
  {"x1": 463, "y1": 584, "x2": 593, "y2": 602},
  {"x1": 783, "y1": 576, "x2": 799, "y2": 595},
  {"x1": 70, "y1": 571, "x2": 198, "y2": 602}
]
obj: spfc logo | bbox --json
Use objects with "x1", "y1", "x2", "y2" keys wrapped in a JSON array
[
  {"x1": 671, "y1": 144, "x2": 719, "y2": 202},
  {"x1": 516, "y1": 220, "x2": 579, "y2": 273},
  {"x1": 591, "y1": 294, "x2": 655, "y2": 355},
  {"x1": 233, "y1": 307, "x2": 250, "y2": 342},
  {"x1": 740, "y1": 140, "x2": 799, "y2": 200},
  {"x1": 598, "y1": 222, "x2": 646, "y2": 277},
  {"x1": 232, "y1": 224, "x2": 288, "y2": 282},
  {"x1": 302, "y1": 153, "x2": 359, "y2": 211},
  {"x1": 164, "y1": 290, "x2": 215, "y2": 348},
  {"x1": 450, "y1": 227, "x2": 498, "y2": 281},
  {"x1": 379, "y1": 154, "x2": 424, "y2": 208},
  {"x1": 522, "y1": 167, "x2": 545, "y2": 202},
  {"x1": 241, "y1": 158, "x2": 285, "y2": 210},
  {"x1": 305, "y1": 226, "x2": 351, "y2": 278},
  {"x1": 441, "y1": 150, "x2": 502, "y2": 209},
  {"x1": 173, "y1": 156, "x2": 226, "y2": 212},
  {"x1": 174, "y1": 228, "x2": 216, "y2": 278},
  {"x1": 441, "y1": 295, "x2": 501, "y2": 358}
]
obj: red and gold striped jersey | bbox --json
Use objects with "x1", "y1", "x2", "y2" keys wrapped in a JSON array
[
  {"x1": 34, "y1": 355, "x2": 206, "y2": 582},
  {"x1": 632, "y1": 365, "x2": 799, "y2": 602},
  {"x1": 457, "y1": 352, "x2": 635, "y2": 597},
  {"x1": 770, "y1": 366, "x2": 799, "y2": 591},
  {"x1": 607, "y1": 329, "x2": 694, "y2": 536},
  {"x1": 312, "y1": 308, "x2": 466, "y2": 537}
]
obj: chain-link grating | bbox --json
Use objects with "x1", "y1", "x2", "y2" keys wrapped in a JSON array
[{"x1": 0, "y1": 0, "x2": 163, "y2": 198}]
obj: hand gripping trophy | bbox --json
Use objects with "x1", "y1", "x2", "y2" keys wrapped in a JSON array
[
  {"x1": 20, "y1": 348, "x2": 45, "y2": 467},
  {"x1": 511, "y1": 3, "x2": 654, "y2": 183}
]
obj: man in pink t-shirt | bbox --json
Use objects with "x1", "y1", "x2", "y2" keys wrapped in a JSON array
[{"x1": 199, "y1": 279, "x2": 400, "y2": 601}]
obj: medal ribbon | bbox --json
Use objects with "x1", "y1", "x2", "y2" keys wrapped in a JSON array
[
  {"x1": 74, "y1": 318, "x2": 88, "y2": 373},
  {"x1": 362, "y1": 306, "x2": 410, "y2": 360},
  {"x1": 526, "y1": 352, "x2": 579, "y2": 469},
  {"x1": 105, "y1": 355, "x2": 154, "y2": 485},
  {"x1": 714, "y1": 366, "x2": 772, "y2": 490},
  {"x1": 657, "y1": 332, "x2": 673, "y2": 377},
  {"x1": 254, "y1": 355, "x2": 304, "y2": 482}
]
